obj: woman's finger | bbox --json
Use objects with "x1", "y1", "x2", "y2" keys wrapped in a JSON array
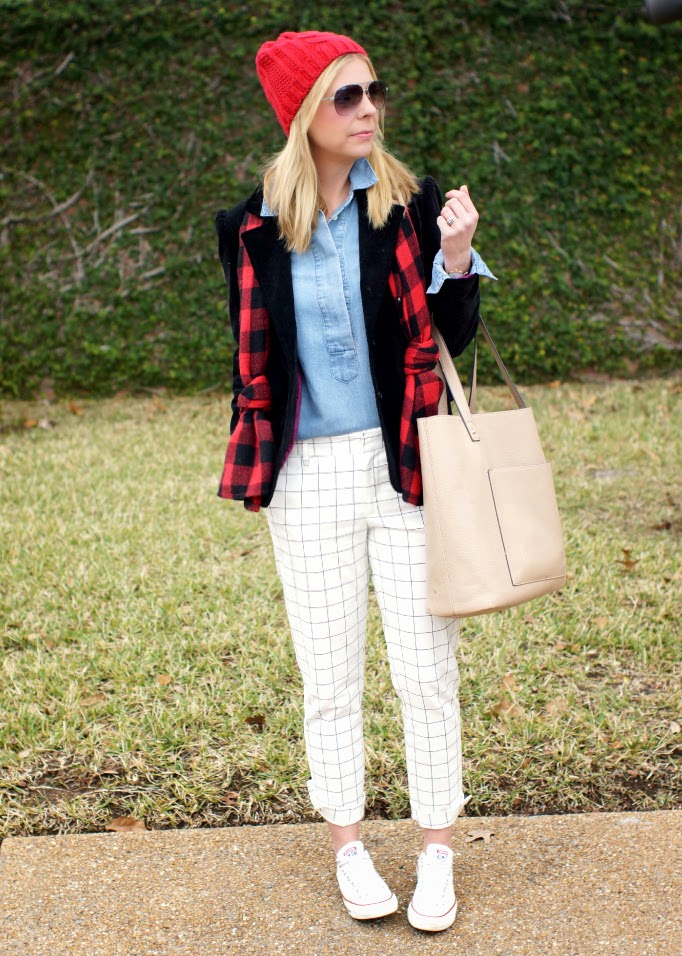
[
  {"x1": 440, "y1": 204, "x2": 460, "y2": 226},
  {"x1": 445, "y1": 186, "x2": 476, "y2": 216},
  {"x1": 440, "y1": 198, "x2": 474, "y2": 227},
  {"x1": 435, "y1": 216, "x2": 451, "y2": 239}
]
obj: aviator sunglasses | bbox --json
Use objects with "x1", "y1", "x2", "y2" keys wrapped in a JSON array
[{"x1": 320, "y1": 80, "x2": 389, "y2": 115}]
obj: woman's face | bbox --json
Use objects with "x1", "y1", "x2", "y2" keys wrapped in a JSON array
[{"x1": 307, "y1": 56, "x2": 379, "y2": 168}]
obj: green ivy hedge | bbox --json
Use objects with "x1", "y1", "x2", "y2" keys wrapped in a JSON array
[{"x1": 1, "y1": 0, "x2": 680, "y2": 396}]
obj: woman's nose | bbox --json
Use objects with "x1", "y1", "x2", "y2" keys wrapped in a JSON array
[{"x1": 358, "y1": 90, "x2": 377, "y2": 117}]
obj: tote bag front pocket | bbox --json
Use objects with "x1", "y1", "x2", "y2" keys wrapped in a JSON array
[{"x1": 488, "y1": 463, "x2": 566, "y2": 587}]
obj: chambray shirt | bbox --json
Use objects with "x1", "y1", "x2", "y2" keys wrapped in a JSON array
[{"x1": 260, "y1": 158, "x2": 496, "y2": 440}]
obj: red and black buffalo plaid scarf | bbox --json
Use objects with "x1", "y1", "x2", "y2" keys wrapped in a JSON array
[{"x1": 219, "y1": 206, "x2": 443, "y2": 512}]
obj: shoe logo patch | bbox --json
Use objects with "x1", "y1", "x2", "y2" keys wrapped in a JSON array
[
  {"x1": 344, "y1": 846, "x2": 358, "y2": 857},
  {"x1": 436, "y1": 850, "x2": 448, "y2": 861}
]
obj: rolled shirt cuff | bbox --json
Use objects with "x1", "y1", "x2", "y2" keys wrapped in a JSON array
[{"x1": 427, "y1": 246, "x2": 498, "y2": 294}]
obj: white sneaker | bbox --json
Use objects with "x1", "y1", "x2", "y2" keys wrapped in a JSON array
[
  {"x1": 335, "y1": 840, "x2": 398, "y2": 920},
  {"x1": 407, "y1": 843, "x2": 458, "y2": 932}
]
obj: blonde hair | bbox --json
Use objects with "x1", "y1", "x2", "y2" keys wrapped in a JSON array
[{"x1": 260, "y1": 54, "x2": 420, "y2": 254}]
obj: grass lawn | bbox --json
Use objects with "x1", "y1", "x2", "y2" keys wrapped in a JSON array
[{"x1": 0, "y1": 379, "x2": 680, "y2": 840}]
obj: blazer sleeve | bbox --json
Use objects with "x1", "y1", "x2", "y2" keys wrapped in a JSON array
[
  {"x1": 412, "y1": 176, "x2": 480, "y2": 357},
  {"x1": 215, "y1": 202, "x2": 246, "y2": 435}
]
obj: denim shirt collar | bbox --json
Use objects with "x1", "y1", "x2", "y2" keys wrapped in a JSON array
[{"x1": 260, "y1": 157, "x2": 378, "y2": 218}]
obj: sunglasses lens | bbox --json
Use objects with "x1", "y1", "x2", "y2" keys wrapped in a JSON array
[
  {"x1": 332, "y1": 82, "x2": 388, "y2": 114},
  {"x1": 334, "y1": 85, "x2": 364, "y2": 114},
  {"x1": 368, "y1": 81, "x2": 387, "y2": 109}
]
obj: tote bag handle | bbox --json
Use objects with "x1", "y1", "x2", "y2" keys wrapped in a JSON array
[{"x1": 434, "y1": 317, "x2": 526, "y2": 429}]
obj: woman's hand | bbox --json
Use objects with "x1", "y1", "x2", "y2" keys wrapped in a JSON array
[{"x1": 437, "y1": 185, "x2": 479, "y2": 274}]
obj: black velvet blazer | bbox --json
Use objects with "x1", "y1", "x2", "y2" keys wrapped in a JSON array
[{"x1": 214, "y1": 176, "x2": 480, "y2": 508}]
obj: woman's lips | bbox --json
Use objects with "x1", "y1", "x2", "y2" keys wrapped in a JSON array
[{"x1": 352, "y1": 130, "x2": 374, "y2": 138}]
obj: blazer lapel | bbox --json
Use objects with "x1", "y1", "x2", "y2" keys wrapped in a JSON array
[
  {"x1": 357, "y1": 189, "x2": 404, "y2": 338},
  {"x1": 240, "y1": 188, "x2": 404, "y2": 366},
  {"x1": 240, "y1": 211, "x2": 297, "y2": 369}
]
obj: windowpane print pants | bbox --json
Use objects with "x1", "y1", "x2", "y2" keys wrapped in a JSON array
[{"x1": 265, "y1": 426, "x2": 466, "y2": 829}]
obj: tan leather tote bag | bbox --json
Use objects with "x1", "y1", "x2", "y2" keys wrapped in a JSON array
[{"x1": 417, "y1": 319, "x2": 566, "y2": 617}]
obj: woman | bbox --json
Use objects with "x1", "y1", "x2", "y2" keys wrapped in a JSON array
[{"x1": 214, "y1": 30, "x2": 495, "y2": 933}]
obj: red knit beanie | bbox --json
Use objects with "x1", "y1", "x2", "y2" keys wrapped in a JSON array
[{"x1": 255, "y1": 31, "x2": 368, "y2": 137}]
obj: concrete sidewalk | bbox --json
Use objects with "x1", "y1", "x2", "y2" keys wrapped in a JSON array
[{"x1": 1, "y1": 809, "x2": 680, "y2": 956}]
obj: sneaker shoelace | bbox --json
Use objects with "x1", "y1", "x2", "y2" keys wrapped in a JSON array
[
  {"x1": 416, "y1": 853, "x2": 453, "y2": 905},
  {"x1": 338, "y1": 849, "x2": 386, "y2": 900}
]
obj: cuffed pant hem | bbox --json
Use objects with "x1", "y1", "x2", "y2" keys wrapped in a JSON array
[
  {"x1": 307, "y1": 781, "x2": 365, "y2": 826},
  {"x1": 315, "y1": 804, "x2": 366, "y2": 826},
  {"x1": 411, "y1": 794, "x2": 469, "y2": 830}
]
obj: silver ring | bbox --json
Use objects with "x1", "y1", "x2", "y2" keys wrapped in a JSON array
[{"x1": 446, "y1": 215, "x2": 457, "y2": 225}]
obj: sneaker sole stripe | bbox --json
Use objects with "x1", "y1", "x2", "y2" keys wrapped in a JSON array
[
  {"x1": 407, "y1": 899, "x2": 458, "y2": 931},
  {"x1": 342, "y1": 894, "x2": 399, "y2": 920},
  {"x1": 341, "y1": 892, "x2": 395, "y2": 906},
  {"x1": 410, "y1": 897, "x2": 457, "y2": 919}
]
